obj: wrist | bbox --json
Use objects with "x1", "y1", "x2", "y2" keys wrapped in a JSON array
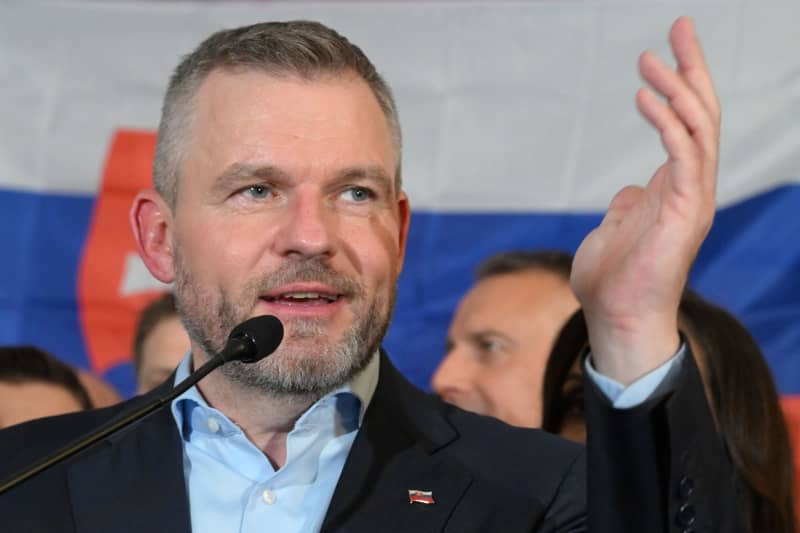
[{"x1": 585, "y1": 314, "x2": 681, "y2": 386}]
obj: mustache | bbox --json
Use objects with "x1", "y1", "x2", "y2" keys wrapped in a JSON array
[{"x1": 253, "y1": 258, "x2": 364, "y2": 297}]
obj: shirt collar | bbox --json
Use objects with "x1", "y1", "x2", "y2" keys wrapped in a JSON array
[
  {"x1": 170, "y1": 350, "x2": 380, "y2": 441},
  {"x1": 348, "y1": 349, "x2": 380, "y2": 425}
]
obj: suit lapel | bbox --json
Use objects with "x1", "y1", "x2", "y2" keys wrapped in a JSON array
[
  {"x1": 67, "y1": 385, "x2": 192, "y2": 533},
  {"x1": 321, "y1": 352, "x2": 473, "y2": 533}
]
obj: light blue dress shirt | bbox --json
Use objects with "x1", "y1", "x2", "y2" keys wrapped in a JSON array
[{"x1": 170, "y1": 353, "x2": 379, "y2": 533}]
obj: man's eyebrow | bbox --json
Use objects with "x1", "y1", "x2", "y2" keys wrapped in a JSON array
[
  {"x1": 209, "y1": 163, "x2": 395, "y2": 196},
  {"x1": 210, "y1": 163, "x2": 291, "y2": 194},
  {"x1": 468, "y1": 330, "x2": 515, "y2": 346},
  {"x1": 333, "y1": 165, "x2": 394, "y2": 192}
]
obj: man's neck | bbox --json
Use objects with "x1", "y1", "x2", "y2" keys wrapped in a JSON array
[{"x1": 192, "y1": 356, "x2": 320, "y2": 469}]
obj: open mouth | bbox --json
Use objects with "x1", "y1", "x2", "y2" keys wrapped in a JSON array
[{"x1": 261, "y1": 291, "x2": 343, "y2": 305}]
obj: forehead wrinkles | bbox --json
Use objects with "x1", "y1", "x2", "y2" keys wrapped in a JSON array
[
  {"x1": 194, "y1": 72, "x2": 396, "y2": 170},
  {"x1": 204, "y1": 72, "x2": 383, "y2": 132}
]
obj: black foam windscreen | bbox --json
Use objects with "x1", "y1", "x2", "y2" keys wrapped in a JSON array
[{"x1": 229, "y1": 315, "x2": 284, "y2": 363}]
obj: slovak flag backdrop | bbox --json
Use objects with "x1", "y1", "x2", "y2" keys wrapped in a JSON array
[{"x1": 0, "y1": 1, "x2": 798, "y2": 436}]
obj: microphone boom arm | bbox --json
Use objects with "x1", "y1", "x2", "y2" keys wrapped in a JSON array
[
  {"x1": 0, "y1": 314, "x2": 283, "y2": 496},
  {"x1": 0, "y1": 353, "x2": 225, "y2": 495}
]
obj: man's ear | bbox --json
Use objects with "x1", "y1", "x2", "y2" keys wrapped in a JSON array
[
  {"x1": 130, "y1": 189, "x2": 176, "y2": 283},
  {"x1": 396, "y1": 189, "x2": 411, "y2": 273}
]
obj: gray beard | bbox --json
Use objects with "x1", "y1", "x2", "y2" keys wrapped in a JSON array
[
  {"x1": 173, "y1": 252, "x2": 394, "y2": 398},
  {"x1": 217, "y1": 300, "x2": 385, "y2": 396}
]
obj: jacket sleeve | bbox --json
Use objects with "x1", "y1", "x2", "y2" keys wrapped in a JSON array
[{"x1": 584, "y1": 346, "x2": 742, "y2": 532}]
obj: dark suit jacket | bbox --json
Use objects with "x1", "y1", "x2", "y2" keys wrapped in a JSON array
[{"x1": 0, "y1": 351, "x2": 737, "y2": 532}]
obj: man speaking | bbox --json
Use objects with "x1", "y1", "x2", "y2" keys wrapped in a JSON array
[{"x1": 0, "y1": 16, "x2": 737, "y2": 532}]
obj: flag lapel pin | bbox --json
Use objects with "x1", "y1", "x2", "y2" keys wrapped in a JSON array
[{"x1": 408, "y1": 489, "x2": 435, "y2": 505}]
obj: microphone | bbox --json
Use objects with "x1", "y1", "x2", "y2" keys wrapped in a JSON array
[
  {"x1": 0, "y1": 314, "x2": 284, "y2": 495},
  {"x1": 221, "y1": 315, "x2": 284, "y2": 363}
]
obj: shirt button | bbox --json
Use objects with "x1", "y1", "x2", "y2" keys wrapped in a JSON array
[
  {"x1": 262, "y1": 489, "x2": 277, "y2": 505},
  {"x1": 206, "y1": 418, "x2": 220, "y2": 433}
]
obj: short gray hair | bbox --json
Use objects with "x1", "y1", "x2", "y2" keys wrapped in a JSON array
[{"x1": 153, "y1": 20, "x2": 402, "y2": 207}]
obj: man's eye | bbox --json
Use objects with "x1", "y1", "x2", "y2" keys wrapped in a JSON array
[
  {"x1": 479, "y1": 339, "x2": 502, "y2": 353},
  {"x1": 244, "y1": 185, "x2": 271, "y2": 199},
  {"x1": 475, "y1": 339, "x2": 504, "y2": 366},
  {"x1": 341, "y1": 186, "x2": 374, "y2": 202}
]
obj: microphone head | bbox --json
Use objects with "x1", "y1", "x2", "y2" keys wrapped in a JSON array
[{"x1": 228, "y1": 315, "x2": 284, "y2": 363}]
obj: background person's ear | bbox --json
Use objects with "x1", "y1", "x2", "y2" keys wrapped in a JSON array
[{"x1": 130, "y1": 190, "x2": 176, "y2": 283}]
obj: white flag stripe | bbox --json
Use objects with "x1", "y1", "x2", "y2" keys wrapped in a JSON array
[{"x1": 0, "y1": 2, "x2": 798, "y2": 210}]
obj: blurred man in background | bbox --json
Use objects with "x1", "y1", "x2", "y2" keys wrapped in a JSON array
[
  {"x1": 0, "y1": 346, "x2": 92, "y2": 429},
  {"x1": 132, "y1": 292, "x2": 191, "y2": 393},
  {"x1": 431, "y1": 250, "x2": 579, "y2": 427}
]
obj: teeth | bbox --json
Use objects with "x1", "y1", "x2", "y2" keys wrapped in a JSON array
[
  {"x1": 287, "y1": 292, "x2": 319, "y2": 299},
  {"x1": 281, "y1": 292, "x2": 338, "y2": 302}
]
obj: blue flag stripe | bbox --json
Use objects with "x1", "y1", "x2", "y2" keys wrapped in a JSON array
[{"x1": 1, "y1": 184, "x2": 798, "y2": 396}]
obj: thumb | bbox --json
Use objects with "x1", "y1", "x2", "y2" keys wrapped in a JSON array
[{"x1": 601, "y1": 185, "x2": 644, "y2": 226}]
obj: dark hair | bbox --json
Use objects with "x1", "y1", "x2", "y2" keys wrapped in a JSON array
[
  {"x1": 155, "y1": 20, "x2": 401, "y2": 207},
  {"x1": 541, "y1": 291, "x2": 797, "y2": 533},
  {"x1": 678, "y1": 291, "x2": 796, "y2": 533},
  {"x1": 0, "y1": 346, "x2": 92, "y2": 410},
  {"x1": 476, "y1": 250, "x2": 573, "y2": 282},
  {"x1": 541, "y1": 308, "x2": 587, "y2": 435},
  {"x1": 132, "y1": 292, "x2": 179, "y2": 376}
]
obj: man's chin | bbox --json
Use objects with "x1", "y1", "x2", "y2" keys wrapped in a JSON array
[
  {"x1": 268, "y1": 343, "x2": 336, "y2": 368},
  {"x1": 220, "y1": 349, "x2": 362, "y2": 398},
  {"x1": 214, "y1": 328, "x2": 370, "y2": 396}
]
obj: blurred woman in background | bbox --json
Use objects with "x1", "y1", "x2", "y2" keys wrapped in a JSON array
[
  {"x1": 542, "y1": 290, "x2": 796, "y2": 533},
  {"x1": 0, "y1": 346, "x2": 93, "y2": 429}
]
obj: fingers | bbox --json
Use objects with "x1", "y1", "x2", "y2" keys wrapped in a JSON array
[
  {"x1": 638, "y1": 51, "x2": 717, "y2": 157},
  {"x1": 636, "y1": 87, "x2": 700, "y2": 172},
  {"x1": 669, "y1": 16, "x2": 720, "y2": 120},
  {"x1": 635, "y1": 17, "x2": 720, "y2": 199},
  {"x1": 636, "y1": 87, "x2": 712, "y2": 201},
  {"x1": 637, "y1": 17, "x2": 720, "y2": 154}
]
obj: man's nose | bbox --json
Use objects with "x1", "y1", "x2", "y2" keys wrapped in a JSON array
[
  {"x1": 272, "y1": 187, "x2": 335, "y2": 259},
  {"x1": 431, "y1": 348, "x2": 475, "y2": 399}
]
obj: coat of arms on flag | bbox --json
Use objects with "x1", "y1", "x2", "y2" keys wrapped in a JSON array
[{"x1": 408, "y1": 489, "x2": 435, "y2": 505}]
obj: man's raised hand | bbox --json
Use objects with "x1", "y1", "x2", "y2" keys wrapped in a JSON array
[{"x1": 571, "y1": 16, "x2": 720, "y2": 384}]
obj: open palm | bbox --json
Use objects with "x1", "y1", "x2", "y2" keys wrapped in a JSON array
[{"x1": 571, "y1": 17, "x2": 720, "y2": 383}]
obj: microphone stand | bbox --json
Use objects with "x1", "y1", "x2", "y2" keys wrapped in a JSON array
[
  {"x1": 0, "y1": 313, "x2": 282, "y2": 496},
  {"x1": 0, "y1": 352, "x2": 227, "y2": 495}
]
